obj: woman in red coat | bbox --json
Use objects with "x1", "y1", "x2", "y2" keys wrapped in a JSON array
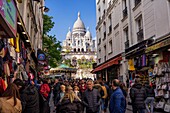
[{"x1": 40, "y1": 79, "x2": 50, "y2": 99}]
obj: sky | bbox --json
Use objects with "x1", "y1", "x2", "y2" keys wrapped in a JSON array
[{"x1": 45, "y1": 0, "x2": 96, "y2": 42}]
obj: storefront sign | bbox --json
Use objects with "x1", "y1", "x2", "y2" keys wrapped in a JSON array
[
  {"x1": 38, "y1": 54, "x2": 45, "y2": 61},
  {"x1": 146, "y1": 38, "x2": 170, "y2": 53},
  {"x1": 0, "y1": 0, "x2": 17, "y2": 37}
]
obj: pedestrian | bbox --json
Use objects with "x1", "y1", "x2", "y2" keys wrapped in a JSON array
[
  {"x1": 55, "y1": 84, "x2": 66, "y2": 105},
  {"x1": 74, "y1": 85, "x2": 81, "y2": 98},
  {"x1": 130, "y1": 78, "x2": 147, "y2": 113},
  {"x1": 53, "y1": 78, "x2": 60, "y2": 104},
  {"x1": 40, "y1": 79, "x2": 51, "y2": 100},
  {"x1": 99, "y1": 81, "x2": 108, "y2": 113},
  {"x1": 120, "y1": 82, "x2": 127, "y2": 98},
  {"x1": 56, "y1": 86, "x2": 83, "y2": 113},
  {"x1": 144, "y1": 82, "x2": 155, "y2": 113},
  {"x1": 0, "y1": 83, "x2": 22, "y2": 113},
  {"x1": 14, "y1": 79, "x2": 40, "y2": 113},
  {"x1": 109, "y1": 79, "x2": 126, "y2": 113},
  {"x1": 83, "y1": 80, "x2": 101, "y2": 113}
]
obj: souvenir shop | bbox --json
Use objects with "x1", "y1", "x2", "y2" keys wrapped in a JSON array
[
  {"x1": 0, "y1": 0, "x2": 38, "y2": 96},
  {"x1": 0, "y1": 0, "x2": 18, "y2": 95},
  {"x1": 125, "y1": 40, "x2": 152, "y2": 85},
  {"x1": 145, "y1": 36, "x2": 170, "y2": 113}
]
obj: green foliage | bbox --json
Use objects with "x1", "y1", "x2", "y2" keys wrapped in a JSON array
[{"x1": 43, "y1": 14, "x2": 62, "y2": 67}]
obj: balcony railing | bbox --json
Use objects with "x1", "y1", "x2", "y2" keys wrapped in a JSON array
[
  {"x1": 123, "y1": 7, "x2": 128, "y2": 18},
  {"x1": 125, "y1": 40, "x2": 129, "y2": 49},
  {"x1": 135, "y1": 0, "x2": 141, "y2": 7},
  {"x1": 137, "y1": 29, "x2": 144, "y2": 42}
]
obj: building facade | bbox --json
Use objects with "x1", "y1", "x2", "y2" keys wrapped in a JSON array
[
  {"x1": 95, "y1": 0, "x2": 170, "y2": 85},
  {"x1": 62, "y1": 12, "x2": 97, "y2": 79}
]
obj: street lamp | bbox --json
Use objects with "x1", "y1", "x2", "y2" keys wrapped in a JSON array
[{"x1": 39, "y1": 6, "x2": 50, "y2": 12}]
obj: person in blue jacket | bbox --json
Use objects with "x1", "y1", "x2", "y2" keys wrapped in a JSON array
[{"x1": 109, "y1": 79, "x2": 126, "y2": 113}]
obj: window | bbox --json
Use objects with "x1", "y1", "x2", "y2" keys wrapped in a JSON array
[
  {"x1": 103, "y1": 22, "x2": 106, "y2": 40},
  {"x1": 74, "y1": 48, "x2": 76, "y2": 52},
  {"x1": 78, "y1": 48, "x2": 80, "y2": 52},
  {"x1": 104, "y1": 45, "x2": 106, "y2": 61},
  {"x1": 78, "y1": 40, "x2": 80, "y2": 45},
  {"x1": 123, "y1": 0, "x2": 128, "y2": 18},
  {"x1": 135, "y1": 0, "x2": 141, "y2": 7},
  {"x1": 136, "y1": 16, "x2": 144, "y2": 42},
  {"x1": 98, "y1": 58, "x2": 101, "y2": 63},
  {"x1": 108, "y1": 14, "x2": 112, "y2": 34},
  {"x1": 98, "y1": 38, "x2": 101, "y2": 45},
  {"x1": 109, "y1": 40, "x2": 113, "y2": 53},
  {"x1": 124, "y1": 27, "x2": 129, "y2": 49},
  {"x1": 81, "y1": 48, "x2": 84, "y2": 52},
  {"x1": 98, "y1": 48, "x2": 101, "y2": 59}
]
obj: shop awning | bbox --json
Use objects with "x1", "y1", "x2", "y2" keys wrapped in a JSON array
[{"x1": 92, "y1": 56, "x2": 122, "y2": 73}]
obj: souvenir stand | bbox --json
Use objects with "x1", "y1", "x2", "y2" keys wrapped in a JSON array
[{"x1": 153, "y1": 62, "x2": 170, "y2": 113}]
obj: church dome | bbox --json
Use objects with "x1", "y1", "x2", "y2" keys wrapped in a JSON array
[
  {"x1": 85, "y1": 28, "x2": 92, "y2": 38},
  {"x1": 66, "y1": 27, "x2": 72, "y2": 39},
  {"x1": 73, "y1": 12, "x2": 85, "y2": 31}
]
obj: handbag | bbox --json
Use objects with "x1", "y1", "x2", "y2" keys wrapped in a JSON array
[
  {"x1": 164, "y1": 101, "x2": 170, "y2": 112},
  {"x1": 164, "y1": 91, "x2": 169, "y2": 99},
  {"x1": 155, "y1": 99, "x2": 165, "y2": 109},
  {"x1": 157, "y1": 89, "x2": 164, "y2": 97}
]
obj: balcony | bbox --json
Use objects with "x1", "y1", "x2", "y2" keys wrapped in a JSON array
[
  {"x1": 125, "y1": 40, "x2": 129, "y2": 49},
  {"x1": 137, "y1": 29, "x2": 144, "y2": 42},
  {"x1": 103, "y1": 31, "x2": 106, "y2": 40},
  {"x1": 135, "y1": 0, "x2": 141, "y2": 7},
  {"x1": 123, "y1": 7, "x2": 128, "y2": 18}
]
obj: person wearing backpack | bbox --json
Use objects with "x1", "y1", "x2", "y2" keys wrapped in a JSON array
[{"x1": 130, "y1": 78, "x2": 147, "y2": 113}]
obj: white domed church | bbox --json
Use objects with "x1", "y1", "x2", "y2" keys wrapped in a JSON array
[{"x1": 62, "y1": 12, "x2": 96, "y2": 79}]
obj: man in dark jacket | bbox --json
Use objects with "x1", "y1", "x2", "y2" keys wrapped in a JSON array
[
  {"x1": 83, "y1": 80, "x2": 101, "y2": 113},
  {"x1": 130, "y1": 78, "x2": 146, "y2": 113},
  {"x1": 109, "y1": 79, "x2": 126, "y2": 113},
  {"x1": 53, "y1": 79, "x2": 60, "y2": 104}
]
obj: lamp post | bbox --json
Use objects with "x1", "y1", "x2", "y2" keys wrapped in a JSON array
[{"x1": 39, "y1": 6, "x2": 50, "y2": 12}]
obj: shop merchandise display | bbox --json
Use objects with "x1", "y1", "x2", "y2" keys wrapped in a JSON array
[{"x1": 153, "y1": 62, "x2": 170, "y2": 112}]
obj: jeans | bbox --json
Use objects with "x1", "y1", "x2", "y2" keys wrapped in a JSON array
[
  {"x1": 101, "y1": 99, "x2": 105, "y2": 111},
  {"x1": 145, "y1": 97, "x2": 154, "y2": 113},
  {"x1": 138, "y1": 109, "x2": 145, "y2": 113}
]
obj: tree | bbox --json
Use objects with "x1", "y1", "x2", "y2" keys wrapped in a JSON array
[
  {"x1": 43, "y1": 14, "x2": 55, "y2": 35},
  {"x1": 43, "y1": 14, "x2": 62, "y2": 67}
]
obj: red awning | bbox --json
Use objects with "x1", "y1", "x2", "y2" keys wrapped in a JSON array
[{"x1": 92, "y1": 56, "x2": 122, "y2": 73}]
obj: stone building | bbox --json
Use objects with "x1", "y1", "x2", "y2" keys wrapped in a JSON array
[
  {"x1": 94, "y1": 0, "x2": 170, "y2": 84},
  {"x1": 62, "y1": 12, "x2": 97, "y2": 79}
]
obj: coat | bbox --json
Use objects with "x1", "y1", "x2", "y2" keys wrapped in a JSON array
[
  {"x1": 130, "y1": 83, "x2": 147, "y2": 109},
  {"x1": 0, "y1": 97, "x2": 22, "y2": 113},
  {"x1": 109, "y1": 87, "x2": 126, "y2": 113},
  {"x1": 83, "y1": 88, "x2": 101, "y2": 113},
  {"x1": 56, "y1": 98, "x2": 83, "y2": 113},
  {"x1": 20, "y1": 85, "x2": 39, "y2": 113}
]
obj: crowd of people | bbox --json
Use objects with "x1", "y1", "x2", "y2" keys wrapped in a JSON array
[{"x1": 0, "y1": 77, "x2": 156, "y2": 113}]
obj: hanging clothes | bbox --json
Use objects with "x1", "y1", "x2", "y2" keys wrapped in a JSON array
[{"x1": 15, "y1": 33, "x2": 20, "y2": 53}]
